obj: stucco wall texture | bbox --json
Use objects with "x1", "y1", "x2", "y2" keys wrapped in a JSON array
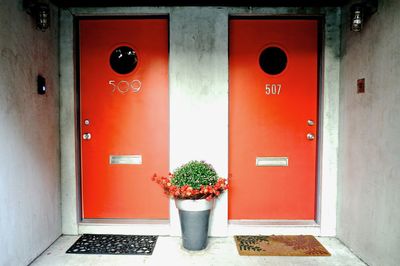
[
  {"x1": 0, "y1": 1, "x2": 61, "y2": 265},
  {"x1": 338, "y1": 0, "x2": 400, "y2": 265}
]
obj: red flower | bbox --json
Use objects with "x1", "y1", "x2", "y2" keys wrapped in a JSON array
[{"x1": 151, "y1": 173, "x2": 228, "y2": 200}]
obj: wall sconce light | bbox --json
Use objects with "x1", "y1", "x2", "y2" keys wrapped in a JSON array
[
  {"x1": 350, "y1": 0, "x2": 378, "y2": 32},
  {"x1": 23, "y1": 0, "x2": 50, "y2": 32},
  {"x1": 350, "y1": 4, "x2": 363, "y2": 32}
]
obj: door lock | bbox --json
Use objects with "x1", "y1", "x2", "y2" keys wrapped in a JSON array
[
  {"x1": 83, "y1": 133, "x2": 91, "y2": 140},
  {"x1": 307, "y1": 119, "x2": 315, "y2": 126},
  {"x1": 307, "y1": 133, "x2": 315, "y2": 140}
]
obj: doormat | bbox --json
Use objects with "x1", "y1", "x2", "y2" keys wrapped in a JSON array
[
  {"x1": 234, "y1": 235, "x2": 331, "y2": 256},
  {"x1": 66, "y1": 234, "x2": 158, "y2": 255}
]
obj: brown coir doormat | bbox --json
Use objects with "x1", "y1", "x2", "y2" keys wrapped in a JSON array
[{"x1": 234, "y1": 235, "x2": 331, "y2": 256}]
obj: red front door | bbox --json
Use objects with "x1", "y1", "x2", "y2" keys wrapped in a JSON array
[
  {"x1": 79, "y1": 18, "x2": 169, "y2": 219},
  {"x1": 229, "y1": 19, "x2": 319, "y2": 220}
]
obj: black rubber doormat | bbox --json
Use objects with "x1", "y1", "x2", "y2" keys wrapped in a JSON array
[{"x1": 66, "y1": 234, "x2": 158, "y2": 255}]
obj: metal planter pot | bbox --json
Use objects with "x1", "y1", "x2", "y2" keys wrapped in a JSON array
[{"x1": 175, "y1": 199, "x2": 215, "y2": 251}]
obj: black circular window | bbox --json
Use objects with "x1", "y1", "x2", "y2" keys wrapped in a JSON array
[
  {"x1": 109, "y1": 46, "x2": 138, "y2": 74},
  {"x1": 259, "y1": 47, "x2": 287, "y2": 75}
]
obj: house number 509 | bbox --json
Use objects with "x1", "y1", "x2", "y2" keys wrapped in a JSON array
[
  {"x1": 265, "y1": 84, "x2": 282, "y2": 95},
  {"x1": 109, "y1": 80, "x2": 142, "y2": 94}
]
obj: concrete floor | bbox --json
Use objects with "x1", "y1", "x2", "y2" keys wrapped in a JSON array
[{"x1": 30, "y1": 236, "x2": 366, "y2": 266}]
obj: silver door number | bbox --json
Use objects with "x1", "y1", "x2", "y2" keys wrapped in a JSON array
[
  {"x1": 109, "y1": 79, "x2": 141, "y2": 94},
  {"x1": 265, "y1": 84, "x2": 282, "y2": 95}
]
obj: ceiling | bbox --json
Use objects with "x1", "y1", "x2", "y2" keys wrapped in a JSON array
[{"x1": 50, "y1": 0, "x2": 350, "y2": 8}]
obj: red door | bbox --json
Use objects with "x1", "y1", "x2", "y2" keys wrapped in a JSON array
[
  {"x1": 79, "y1": 18, "x2": 169, "y2": 219},
  {"x1": 229, "y1": 19, "x2": 319, "y2": 220}
]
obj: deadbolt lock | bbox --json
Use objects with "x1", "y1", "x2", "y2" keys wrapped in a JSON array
[{"x1": 307, "y1": 133, "x2": 315, "y2": 140}]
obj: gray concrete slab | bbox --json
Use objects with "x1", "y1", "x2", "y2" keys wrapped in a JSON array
[{"x1": 31, "y1": 236, "x2": 365, "y2": 266}]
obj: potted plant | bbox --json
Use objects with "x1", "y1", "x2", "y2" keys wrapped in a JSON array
[{"x1": 152, "y1": 160, "x2": 228, "y2": 251}]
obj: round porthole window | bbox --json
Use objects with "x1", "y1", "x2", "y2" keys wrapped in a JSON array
[
  {"x1": 109, "y1": 46, "x2": 138, "y2": 75},
  {"x1": 259, "y1": 47, "x2": 287, "y2": 75}
]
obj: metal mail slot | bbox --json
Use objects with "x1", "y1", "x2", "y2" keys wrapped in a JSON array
[
  {"x1": 256, "y1": 157, "x2": 288, "y2": 167},
  {"x1": 109, "y1": 155, "x2": 142, "y2": 165}
]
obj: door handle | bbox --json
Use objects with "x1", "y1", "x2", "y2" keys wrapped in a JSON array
[
  {"x1": 307, "y1": 133, "x2": 315, "y2": 140},
  {"x1": 83, "y1": 133, "x2": 91, "y2": 140}
]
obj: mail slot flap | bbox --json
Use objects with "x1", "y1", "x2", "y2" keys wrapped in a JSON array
[
  {"x1": 109, "y1": 155, "x2": 142, "y2": 165},
  {"x1": 256, "y1": 157, "x2": 288, "y2": 167}
]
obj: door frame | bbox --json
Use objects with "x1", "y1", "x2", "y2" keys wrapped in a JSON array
[
  {"x1": 60, "y1": 7, "x2": 340, "y2": 237},
  {"x1": 228, "y1": 15, "x2": 324, "y2": 223}
]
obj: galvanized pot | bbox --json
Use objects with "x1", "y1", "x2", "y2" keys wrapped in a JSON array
[{"x1": 175, "y1": 198, "x2": 215, "y2": 251}]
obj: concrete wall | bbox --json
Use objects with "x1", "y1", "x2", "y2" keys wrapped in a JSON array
[
  {"x1": 337, "y1": 0, "x2": 400, "y2": 265},
  {"x1": 169, "y1": 7, "x2": 229, "y2": 236},
  {"x1": 0, "y1": 1, "x2": 61, "y2": 265}
]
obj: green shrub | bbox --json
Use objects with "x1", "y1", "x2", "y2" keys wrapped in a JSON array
[{"x1": 172, "y1": 160, "x2": 219, "y2": 189}]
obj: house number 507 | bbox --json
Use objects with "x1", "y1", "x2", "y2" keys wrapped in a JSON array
[{"x1": 265, "y1": 84, "x2": 282, "y2": 95}]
